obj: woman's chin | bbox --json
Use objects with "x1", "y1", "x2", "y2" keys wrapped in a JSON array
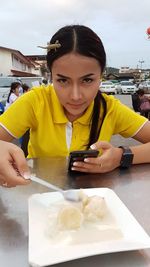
[{"x1": 64, "y1": 109, "x2": 85, "y2": 121}]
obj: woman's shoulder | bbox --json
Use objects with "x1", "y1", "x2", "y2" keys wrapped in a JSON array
[
  {"x1": 21, "y1": 84, "x2": 53, "y2": 100},
  {"x1": 31, "y1": 84, "x2": 52, "y2": 93},
  {"x1": 102, "y1": 93, "x2": 121, "y2": 107}
]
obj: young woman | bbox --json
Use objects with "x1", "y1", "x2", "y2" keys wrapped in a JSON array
[
  {"x1": 0, "y1": 25, "x2": 150, "y2": 187},
  {"x1": 5, "y1": 82, "x2": 21, "y2": 110}
]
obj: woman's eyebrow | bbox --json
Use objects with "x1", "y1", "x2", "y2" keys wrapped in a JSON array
[
  {"x1": 56, "y1": 74, "x2": 69, "y2": 79},
  {"x1": 80, "y1": 73, "x2": 94, "y2": 78},
  {"x1": 56, "y1": 73, "x2": 95, "y2": 79}
]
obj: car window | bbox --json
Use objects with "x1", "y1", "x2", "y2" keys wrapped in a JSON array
[
  {"x1": 101, "y1": 82, "x2": 113, "y2": 85},
  {"x1": 121, "y1": 82, "x2": 133, "y2": 86}
]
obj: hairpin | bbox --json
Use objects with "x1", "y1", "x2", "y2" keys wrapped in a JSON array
[{"x1": 37, "y1": 40, "x2": 61, "y2": 52}]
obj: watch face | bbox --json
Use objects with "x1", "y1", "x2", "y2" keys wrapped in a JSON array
[{"x1": 120, "y1": 148, "x2": 134, "y2": 168}]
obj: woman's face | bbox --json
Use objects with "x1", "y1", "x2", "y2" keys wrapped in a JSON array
[
  {"x1": 52, "y1": 53, "x2": 102, "y2": 121},
  {"x1": 14, "y1": 85, "x2": 20, "y2": 96}
]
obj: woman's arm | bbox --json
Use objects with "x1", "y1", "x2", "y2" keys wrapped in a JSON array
[
  {"x1": 129, "y1": 121, "x2": 150, "y2": 164},
  {"x1": 0, "y1": 126, "x2": 30, "y2": 187},
  {"x1": 0, "y1": 124, "x2": 15, "y2": 141},
  {"x1": 71, "y1": 122, "x2": 150, "y2": 173},
  {"x1": 133, "y1": 121, "x2": 150, "y2": 143}
]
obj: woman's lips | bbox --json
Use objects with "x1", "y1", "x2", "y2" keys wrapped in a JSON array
[{"x1": 68, "y1": 103, "x2": 85, "y2": 109}]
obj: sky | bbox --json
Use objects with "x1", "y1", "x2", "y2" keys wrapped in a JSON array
[{"x1": 0, "y1": 0, "x2": 150, "y2": 69}]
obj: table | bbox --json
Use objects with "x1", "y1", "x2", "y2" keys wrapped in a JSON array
[{"x1": 0, "y1": 157, "x2": 150, "y2": 267}]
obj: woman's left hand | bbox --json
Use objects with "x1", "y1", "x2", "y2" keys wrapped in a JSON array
[{"x1": 71, "y1": 141, "x2": 123, "y2": 173}]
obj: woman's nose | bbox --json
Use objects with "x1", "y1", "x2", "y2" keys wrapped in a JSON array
[{"x1": 70, "y1": 84, "x2": 82, "y2": 100}]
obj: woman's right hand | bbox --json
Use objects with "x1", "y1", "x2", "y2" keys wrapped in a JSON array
[{"x1": 0, "y1": 140, "x2": 30, "y2": 188}]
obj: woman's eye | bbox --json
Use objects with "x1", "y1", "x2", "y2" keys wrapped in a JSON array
[
  {"x1": 83, "y1": 78, "x2": 93, "y2": 83},
  {"x1": 57, "y1": 78, "x2": 67, "y2": 84}
]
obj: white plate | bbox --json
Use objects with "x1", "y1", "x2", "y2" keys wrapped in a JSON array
[{"x1": 29, "y1": 188, "x2": 150, "y2": 267}]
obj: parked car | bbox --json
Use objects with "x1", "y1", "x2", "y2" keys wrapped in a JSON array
[
  {"x1": 117, "y1": 81, "x2": 137, "y2": 94},
  {"x1": 138, "y1": 80, "x2": 150, "y2": 93},
  {"x1": 99, "y1": 81, "x2": 117, "y2": 95}
]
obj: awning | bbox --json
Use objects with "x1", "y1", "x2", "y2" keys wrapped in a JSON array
[{"x1": 11, "y1": 69, "x2": 38, "y2": 77}]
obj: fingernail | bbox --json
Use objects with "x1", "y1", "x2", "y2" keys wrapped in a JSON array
[
  {"x1": 90, "y1": 144, "x2": 96, "y2": 149},
  {"x1": 73, "y1": 162, "x2": 78, "y2": 166},
  {"x1": 22, "y1": 172, "x2": 31, "y2": 180}
]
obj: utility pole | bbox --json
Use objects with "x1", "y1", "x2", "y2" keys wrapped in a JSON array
[{"x1": 139, "y1": 59, "x2": 144, "y2": 69}]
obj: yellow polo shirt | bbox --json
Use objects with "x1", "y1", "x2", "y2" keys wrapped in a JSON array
[{"x1": 0, "y1": 84, "x2": 147, "y2": 158}]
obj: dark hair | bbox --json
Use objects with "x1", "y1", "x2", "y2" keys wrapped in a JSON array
[
  {"x1": 42, "y1": 79, "x2": 48, "y2": 85},
  {"x1": 7, "y1": 82, "x2": 20, "y2": 103},
  {"x1": 136, "y1": 89, "x2": 145, "y2": 96},
  {"x1": 47, "y1": 25, "x2": 107, "y2": 148},
  {"x1": 22, "y1": 83, "x2": 30, "y2": 93}
]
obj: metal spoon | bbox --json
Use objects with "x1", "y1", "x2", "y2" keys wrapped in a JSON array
[{"x1": 26, "y1": 175, "x2": 81, "y2": 202}]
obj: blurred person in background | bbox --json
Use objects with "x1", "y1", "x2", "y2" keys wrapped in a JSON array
[
  {"x1": 137, "y1": 89, "x2": 150, "y2": 119},
  {"x1": 0, "y1": 102, "x2": 4, "y2": 115},
  {"x1": 42, "y1": 79, "x2": 48, "y2": 86},
  {"x1": 5, "y1": 82, "x2": 21, "y2": 110},
  {"x1": 22, "y1": 83, "x2": 30, "y2": 93}
]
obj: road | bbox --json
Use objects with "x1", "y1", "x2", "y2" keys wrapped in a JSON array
[{"x1": 115, "y1": 94, "x2": 133, "y2": 108}]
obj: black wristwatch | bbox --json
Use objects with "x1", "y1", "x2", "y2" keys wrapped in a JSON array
[{"x1": 119, "y1": 146, "x2": 134, "y2": 168}]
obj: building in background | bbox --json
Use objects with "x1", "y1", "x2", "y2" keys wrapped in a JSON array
[
  {"x1": 26, "y1": 54, "x2": 49, "y2": 80},
  {"x1": 119, "y1": 67, "x2": 130, "y2": 74},
  {"x1": 0, "y1": 46, "x2": 42, "y2": 77},
  {"x1": 106, "y1": 66, "x2": 150, "y2": 83}
]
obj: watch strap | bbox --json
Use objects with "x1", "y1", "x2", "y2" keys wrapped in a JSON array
[{"x1": 119, "y1": 146, "x2": 134, "y2": 168}]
